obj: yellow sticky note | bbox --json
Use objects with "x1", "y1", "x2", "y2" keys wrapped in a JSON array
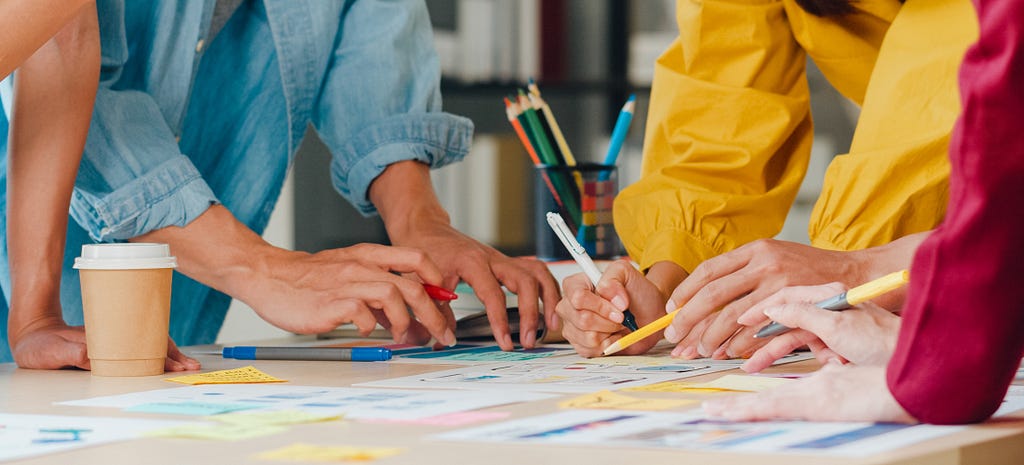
[
  {"x1": 255, "y1": 443, "x2": 404, "y2": 462},
  {"x1": 146, "y1": 423, "x2": 287, "y2": 441},
  {"x1": 165, "y1": 366, "x2": 287, "y2": 385},
  {"x1": 558, "y1": 390, "x2": 697, "y2": 411},
  {"x1": 623, "y1": 381, "x2": 729, "y2": 393},
  {"x1": 683, "y1": 374, "x2": 795, "y2": 392},
  {"x1": 212, "y1": 410, "x2": 343, "y2": 427}
]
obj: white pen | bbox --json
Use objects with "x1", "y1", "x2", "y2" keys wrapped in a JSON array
[{"x1": 546, "y1": 212, "x2": 638, "y2": 331}]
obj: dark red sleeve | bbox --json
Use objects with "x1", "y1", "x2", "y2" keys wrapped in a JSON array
[{"x1": 886, "y1": 0, "x2": 1024, "y2": 424}]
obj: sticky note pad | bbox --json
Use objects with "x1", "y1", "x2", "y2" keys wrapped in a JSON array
[
  {"x1": 165, "y1": 366, "x2": 287, "y2": 385},
  {"x1": 255, "y1": 443, "x2": 404, "y2": 462},
  {"x1": 559, "y1": 390, "x2": 697, "y2": 411}
]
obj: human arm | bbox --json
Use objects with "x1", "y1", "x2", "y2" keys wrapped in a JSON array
[
  {"x1": 133, "y1": 205, "x2": 456, "y2": 346},
  {"x1": 5, "y1": 4, "x2": 196, "y2": 371},
  {"x1": 663, "y1": 233, "x2": 925, "y2": 360},
  {"x1": 312, "y1": 0, "x2": 557, "y2": 350},
  {"x1": 370, "y1": 161, "x2": 559, "y2": 350},
  {"x1": 886, "y1": 0, "x2": 1024, "y2": 424}
]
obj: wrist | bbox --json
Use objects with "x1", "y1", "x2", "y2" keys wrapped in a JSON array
[
  {"x1": 369, "y1": 160, "x2": 451, "y2": 241},
  {"x1": 645, "y1": 261, "x2": 689, "y2": 298}
]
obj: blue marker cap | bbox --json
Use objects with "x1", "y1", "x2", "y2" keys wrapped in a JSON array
[
  {"x1": 222, "y1": 346, "x2": 256, "y2": 360},
  {"x1": 352, "y1": 347, "x2": 392, "y2": 361}
]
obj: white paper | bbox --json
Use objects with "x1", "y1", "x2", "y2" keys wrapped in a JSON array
[
  {"x1": 357, "y1": 361, "x2": 737, "y2": 393},
  {"x1": 436, "y1": 409, "x2": 962, "y2": 457},
  {"x1": 0, "y1": 414, "x2": 186, "y2": 462},
  {"x1": 59, "y1": 385, "x2": 554, "y2": 420}
]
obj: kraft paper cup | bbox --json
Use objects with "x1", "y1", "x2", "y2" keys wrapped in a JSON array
[{"x1": 74, "y1": 243, "x2": 176, "y2": 377}]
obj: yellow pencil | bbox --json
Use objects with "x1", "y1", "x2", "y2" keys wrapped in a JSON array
[{"x1": 603, "y1": 309, "x2": 680, "y2": 356}]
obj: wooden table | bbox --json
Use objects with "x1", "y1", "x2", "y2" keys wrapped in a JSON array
[{"x1": 2, "y1": 337, "x2": 1022, "y2": 465}]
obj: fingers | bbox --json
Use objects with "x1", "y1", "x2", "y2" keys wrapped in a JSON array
[
  {"x1": 739, "y1": 283, "x2": 846, "y2": 325},
  {"x1": 166, "y1": 338, "x2": 201, "y2": 372},
  {"x1": 458, "y1": 260, "x2": 513, "y2": 350},
  {"x1": 760, "y1": 301, "x2": 843, "y2": 341},
  {"x1": 496, "y1": 261, "x2": 541, "y2": 349},
  {"x1": 665, "y1": 246, "x2": 751, "y2": 312},
  {"x1": 593, "y1": 261, "x2": 640, "y2": 317},
  {"x1": 741, "y1": 330, "x2": 818, "y2": 373},
  {"x1": 348, "y1": 243, "x2": 445, "y2": 287}
]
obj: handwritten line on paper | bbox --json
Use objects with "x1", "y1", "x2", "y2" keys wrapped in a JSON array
[
  {"x1": 255, "y1": 443, "x2": 404, "y2": 462},
  {"x1": 558, "y1": 390, "x2": 698, "y2": 411},
  {"x1": 125, "y1": 401, "x2": 260, "y2": 416},
  {"x1": 145, "y1": 424, "x2": 288, "y2": 441},
  {"x1": 165, "y1": 366, "x2": 287, "y2": 385}
]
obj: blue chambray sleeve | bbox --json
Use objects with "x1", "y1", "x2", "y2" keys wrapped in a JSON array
[
  {"x1": 71, "y1": 6, "x2": 218, "y2": 242},
  {"x1": 312, "y1": 0, "x2": 473, "y2": 216}
]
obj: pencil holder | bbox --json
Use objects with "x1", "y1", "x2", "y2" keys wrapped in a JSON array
[{"x1": 534, "y1": 163, "x2": 621, "y2": 261}]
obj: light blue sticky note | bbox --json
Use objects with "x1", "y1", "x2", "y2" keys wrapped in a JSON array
[{"x1": 126, "y1": 401, "x2": 260, "y2": 416}]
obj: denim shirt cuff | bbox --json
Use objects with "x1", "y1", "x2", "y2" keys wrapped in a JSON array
[
  {"x1": 330, "y1": 112, "x2": 473, "y2": 216},
  {"x1": 70, "y1": 155, "x2": 220, "y2": 241}
]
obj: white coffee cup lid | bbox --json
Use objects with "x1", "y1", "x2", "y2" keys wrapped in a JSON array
[{"x1": 73, "y1": 243, "x2": 177, "y2": 270}]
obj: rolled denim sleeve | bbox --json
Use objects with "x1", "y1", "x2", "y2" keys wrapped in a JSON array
[
  {"x1": 313, "y1": 0, "x2": 473, "y2": 216},
  {"x1": 72, "y1": 88, "x2": 219, "y2": 241},
  {"x1": 71, "y1": 5, "x2": 218, "y2": 242}
]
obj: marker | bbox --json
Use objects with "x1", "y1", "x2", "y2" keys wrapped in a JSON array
[
  {"x1": 209, "y1": 346, "x2": 392, "y2": 362},
  {"x1": 754, "y1": 270, "x2": 910, "y2": 338},
  {"x1": 423, "y1": 283, "x2": 458, "y2": 301},
  {"x1": 546, "y1": 212, "x2": 638, "y2": 332}
]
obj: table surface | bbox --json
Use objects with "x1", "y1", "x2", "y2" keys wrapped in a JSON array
[{"x1": 2, "y1": 337, "x2": 1023, "y2": 465}]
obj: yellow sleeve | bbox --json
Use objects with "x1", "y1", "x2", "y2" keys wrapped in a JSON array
[
  {"x1": 615, "y1": 0, "x2": 811, "y2": 273},
  {"x1": 809, "y1": 0, "x2": 977, "y2": 250}
]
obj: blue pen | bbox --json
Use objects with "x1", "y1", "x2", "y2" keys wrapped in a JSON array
[
  {"x1": 600, "y1": 94, "x2": 636, "y2": 181},
  {"x1": 209, "y1": 346, "x2": 392, "y2": 362}
]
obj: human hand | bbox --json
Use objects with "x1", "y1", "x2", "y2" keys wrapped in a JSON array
[
  {"x1": 393, "y1": 221, "x2": 560, "y2": 351},
  {"x1": 663, "y1": 239, "x2": 866, "y2": 360},
  {"x1": 737, "y1": 283, "x2": 901, "y2": 373},
  {"x1": 703, "y1": 364, "x2": 915, "y2": 423},
  {"x1": 237, "y1": 243, "x2": 457, "y2": 346},
  {"x1": 10, "y1": 320, "x2": 200, "y2": 371},
  {"x1": 555, "y1": 260, "x2": 667, "y2": 357}
]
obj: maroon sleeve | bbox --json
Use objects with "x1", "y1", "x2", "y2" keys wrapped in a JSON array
[{"x1": 886, "y1": 0, "x2": 1024, "y2": 424}]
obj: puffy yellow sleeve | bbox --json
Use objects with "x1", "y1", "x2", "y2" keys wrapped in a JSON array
[{"x1": 615, "y1": 0, "x2": 811, "y2": 273}]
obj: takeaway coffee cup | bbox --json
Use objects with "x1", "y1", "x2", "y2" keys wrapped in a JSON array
[{"x1": 74, "y1": 243, "x2": 176, "y2": 377}]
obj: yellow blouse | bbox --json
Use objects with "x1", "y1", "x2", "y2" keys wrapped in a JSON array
[{"x1": 614, "y1": 0, "x2": 978, "y2": 273}]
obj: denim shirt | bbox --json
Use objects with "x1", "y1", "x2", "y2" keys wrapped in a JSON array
[{"x1": 3, "y1": 0, "x2": 473, "y2": 242}]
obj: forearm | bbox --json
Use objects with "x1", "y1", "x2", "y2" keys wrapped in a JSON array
[
  {"x1": 369, "y1": 160, "x2": 451, "y2": 241},
  {"x1": 646, "y1": 261, "x2": 688, "y2": 300},
  {"x1": 131, "y1": 205, "x2": 284, "y2": 301},
  {"x1": 6, "y1": 4, "x2": 99, "y2": 341}
]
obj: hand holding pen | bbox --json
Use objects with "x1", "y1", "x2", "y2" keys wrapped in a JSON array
[{"x1": 547, "y1": 212, "x2": 638, "y2": 332}]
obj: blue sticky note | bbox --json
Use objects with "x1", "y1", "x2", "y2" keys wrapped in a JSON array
[{"x1": 126, "y1": 401, "x2": 260, "y2": 416}]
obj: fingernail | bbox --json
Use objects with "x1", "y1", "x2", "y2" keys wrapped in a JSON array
[
  {"x1": 671, "y1": 346, "x2": 684, "y2": 358},
  {"x1": 664, "y1": 325, "x2": 678, "y2": 342},
  {"x1": 503, "y1": 334, "x2": 514, "y2": 350},
  {"x1": 763, "y1": 307, "x2": 777, "y2": 318},
  {"x1": 682, "y1": 346, "x2": 699, "y2": 359},
  {"x1": 524, "y1": 330, "x2": 537, "y2": 348},
  {"x1": 611, "y1": 296, "x2": 628, "y2": 310},
  {"x1": 827, "y1": 357, "x2": 843, "y2": 366},
  {"x1": 444, "y1": 329, "x2": 457, "y2": 347},
  {"x1": 712, "y1": 345, "x2": 728, "y2": 359},
  {"x1": 697, "y1": 342, "x2": 710, "y2": 358},
  {"x1": 664, "y1": 299, "x2": 676, "y2": 313},
  {"x1": 608, "y1": 311, "x2": 624, "y2": 323}
]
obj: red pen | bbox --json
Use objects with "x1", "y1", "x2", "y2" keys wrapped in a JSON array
[{"x1": 423, "y1": 283, "x2": 458, "y2": 301}]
